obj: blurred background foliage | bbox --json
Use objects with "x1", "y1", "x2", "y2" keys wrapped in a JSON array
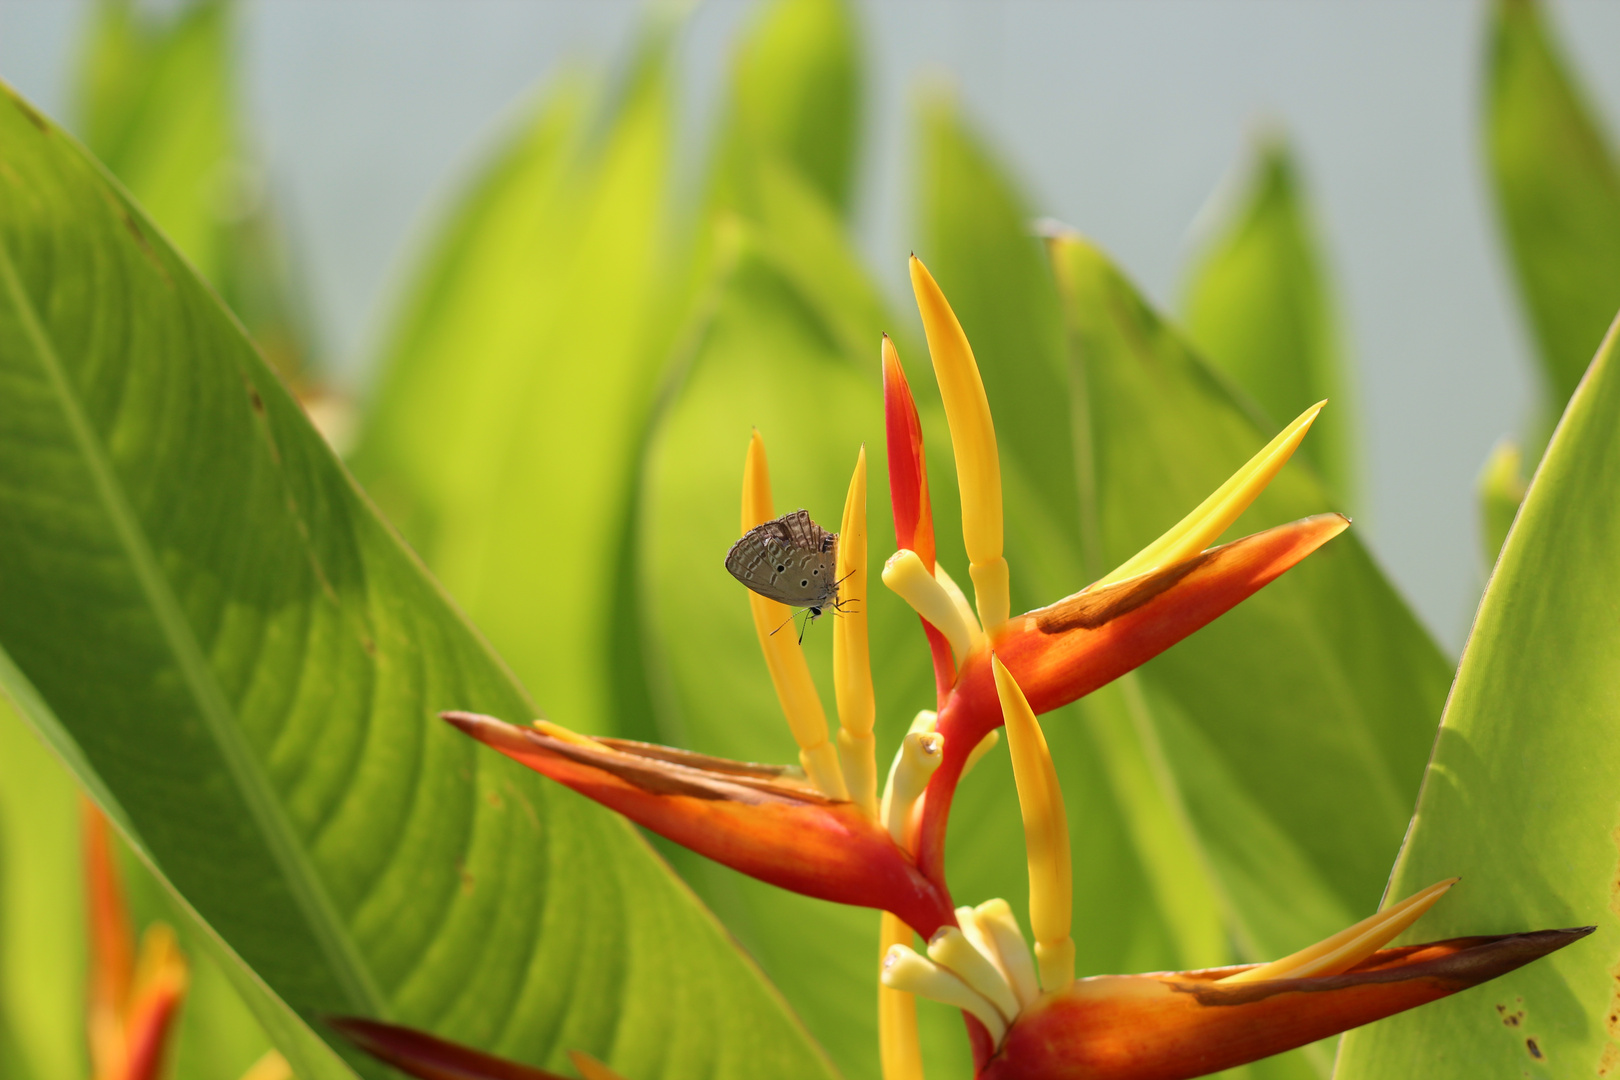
[{"x1": 1, "y1": 0, "x2": 1619, "y2": 1079}]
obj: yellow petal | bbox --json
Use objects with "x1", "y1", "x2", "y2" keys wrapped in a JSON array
[
  {"x1": 1218, "y1": 878, "x2": 1459, "y2": 985},
  {"x1": 879, "y1": 913, "x2": 926, "y2": 1080},
  {"x1": 882, "y1": 549, "x2": 978, "y2": 661},
  {"x1": 834, "y1": 446, "x2": 878, "y2": 817},
  {"x1": 1097, "y1": 401, "x2": 1326, "y2": 587},
  {"x1": 928, "y1": 925, "x2": 1020, "y2": 1022},
  {"x1": 237, "y1": 1052, "x2": 292, "y2": 1080},
  {"x1": 883, "y1": 944, "x2": 1007, "y2": 1045},
  {"x1": 991, "y1": 655, "x2": 1073, "y2": 992},
  {"x1": 741, "y1": 431, "x2": 847, "y2": 799},
  {"x1": 882, "y1": 731, "x2": 944, "y2": 846},
  {"x1": 973, "y1": 899, "x2": 1040, "y2": 1010},
  {"x1": 909, "y1": 256, "x2": 1010, "y2": 631}
]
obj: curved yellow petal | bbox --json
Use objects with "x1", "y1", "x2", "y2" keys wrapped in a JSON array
[
  {"x1": 909, "y1": 256, "x2": 1010, "y2": 632},
  {"x1": 1098, "y1": 401, "x2": 1325, "y2": 587},
  {"x1": 992, "y1": 655, "x2": 1073, "y2": 992}
]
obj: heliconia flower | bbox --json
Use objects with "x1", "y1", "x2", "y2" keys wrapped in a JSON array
[
  {"x1": 428, "y1": 256, "x2": 1585, "y2": 1080},
  {"x1": 82, "y1": 799, "x2": 189, "y2": 1080}
]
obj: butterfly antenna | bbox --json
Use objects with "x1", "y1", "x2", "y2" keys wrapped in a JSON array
[
  {"x1": 797, "y1": 608, "x2": 811, "y2": 645},
  {"x1": 768, "y1": 610, "x2": 798, "y2": 637}
]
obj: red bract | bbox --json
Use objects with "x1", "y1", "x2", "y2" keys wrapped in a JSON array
[
  {"x1": 443, "y1": 712, "x2": 954, "y2": 936},
  {"x1": 979, "y1": 930, "x2": 1591, "y2": 1080}
]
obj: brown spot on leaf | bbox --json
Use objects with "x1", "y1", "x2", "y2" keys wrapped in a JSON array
[
  {"x1": 1598, "y1": 1041, "x2": 1620, "y2": 1077},
  {"x1": 1526, "y1": 1037, "x2": 1542, "y2": 1060},
  {"x1": 456, "y1": 860, "x2": 474, "y2": 896},
  {"x1": 485, "y1": 789, "x2": 504, "y2": 810},
  {"x1": 361, "y1": 637, "x2": 376, "y2": 656},
  {"x1": 249, "y1": 387, "x2": 264, "y2": 414}
]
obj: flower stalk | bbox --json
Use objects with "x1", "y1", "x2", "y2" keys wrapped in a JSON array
[
  {"x1": 991, "y1": 656, "x2": 1073, "y2": 993},
  {"x1": 909, "y1": 256, "x2": 1009, "y2": 633}
]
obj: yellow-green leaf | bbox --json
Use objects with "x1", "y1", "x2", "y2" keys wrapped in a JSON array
[
  {"x1": 1334, "y1": 317, "x2": 1620, "y2": 1073},
  {"x1": 1183, "y1": 134, "x2": 1356, "y2": 504},
  {"x1": 1486, "y1": 0, "x2": 1620, "y2": 417}
]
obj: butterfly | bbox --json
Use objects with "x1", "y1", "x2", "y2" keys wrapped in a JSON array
[{"x1": 725, "y1": 509, "x2": 852, "y2": 638}]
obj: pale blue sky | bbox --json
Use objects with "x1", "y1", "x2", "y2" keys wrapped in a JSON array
[{"x1": 4, "y1": 0, "x2": 1619, "y2": 651}]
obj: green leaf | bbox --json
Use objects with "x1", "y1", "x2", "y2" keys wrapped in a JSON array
[
  {"x1": 73, "y1": 0, "x2": 317, "y2": 380},
  {"x1": 0, "y1": 82, "x2": 833, "y2": 1080},
  {"x1": 712, "y1": 0, "x2": 862, "y2": 217},
  {"x1": 1183, "y1": 134, "x2": 1357, "y2": 505},
  {"x1": 914, "y1": 91, "x2": 1080, "y2": 608},
  {"x1": 1333, "y1": 332, "x2": 1620, "y2": 1070},
  {"x1": 1053, "y1": 234, "x2": 1453, "y2": 1075},
  {"x1": 1486, "y1": 0, "x2": 1620, "y2": 419},
  {"x1": 353, "y1": 34, "x2": 675, "y2": 742}
]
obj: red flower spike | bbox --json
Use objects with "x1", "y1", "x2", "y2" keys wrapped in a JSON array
[
  {"x1": 915, "y1": 514, "x2": 1348, "y2": 884},
  {"x1": 883, "y1": 334, "x2": 956, "y2": 702},
  {"x1": 82, "y1": 799, "x2": 189, "y2": 1080},
  {"x1": 883, "y1": 334, "x2": 934, "y2": 569},
  {"x1": 444, "y1": 712, "x2": 955, "y2": 936},
  {"x1": 977, "y1": 929, "x2": 1592, "y2": 1080},
  {"x1": 330, "y1": 1016, "x2": 574, "y2": 1080}
]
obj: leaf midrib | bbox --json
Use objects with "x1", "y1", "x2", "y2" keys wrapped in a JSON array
[{"x1": 0, "y1": 227, "x2": 385, "y2": 1017}]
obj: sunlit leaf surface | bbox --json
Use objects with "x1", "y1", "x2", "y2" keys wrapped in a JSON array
[
  {"x1": 75, "y1": 0, "x2": 314, "y2": 379},
  {"x1": 354, "y1": 33, "x2": 674, "y2": 742},
  {"x1": 1334, "y1": 319, "x2": 1620, "y2": 1075},
  {"x1": 1183, "y1": 134, "x2": 1356, "y2": 505},
  {"x1": 1486, "y1": 0, "x2": 1620, "y2": 421},
  {"x1": 0, "y1": 82, "x2": 833, "y2": 1080},
  {"x1": 710, "y1": 0, "x2": 861, "y2": 217}
]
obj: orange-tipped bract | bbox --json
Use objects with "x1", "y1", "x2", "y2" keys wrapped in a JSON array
[
  {"x1": 979, "y1": 929, "x2": 1591, "y2": 1080},
  {"x1": 444, "y1": 712, "x2": 954, "y2": 935}
]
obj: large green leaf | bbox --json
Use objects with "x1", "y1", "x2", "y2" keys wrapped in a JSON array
[
  {"x1": 0, "y1": 82, "x2": 834, "y2": 1080},
  {"x1": 1486, "y1": 0, "x2": 1620, "y2": 419},
  {"x1": 1333, "y1": 330, "x2": 1620, "y2": 1070},
  {"x1": 74, "y1": 0, "x2": 315, "y2": 380},
  {"x1": 352, "y1": 33, "x2": 676, "y2": 741},
  {"x1": 1054, "y1": 234, "x2": 1454, "y2": 1075},
  {"x1": 1182, "y1": 134, "x2": 1357, "y2": 505},
  {"x1": 709, "y1": 0, "x2": 862, "y2": 218}
]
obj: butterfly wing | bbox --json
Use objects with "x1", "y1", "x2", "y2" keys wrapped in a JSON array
[{"x1": 726, "y1": 511, "x2": 840, "y2": 609}]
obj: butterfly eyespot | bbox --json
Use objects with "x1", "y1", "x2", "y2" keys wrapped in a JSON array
[
  {"x1": 800, "y1": 579, "x2": 809, "y2": 587},
  {"x1": 777, "y1": 564, "x2": 786, "y2": 573},
  {"x1": 812, "y1": 568, "x2": 820, "y2": 575}
]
